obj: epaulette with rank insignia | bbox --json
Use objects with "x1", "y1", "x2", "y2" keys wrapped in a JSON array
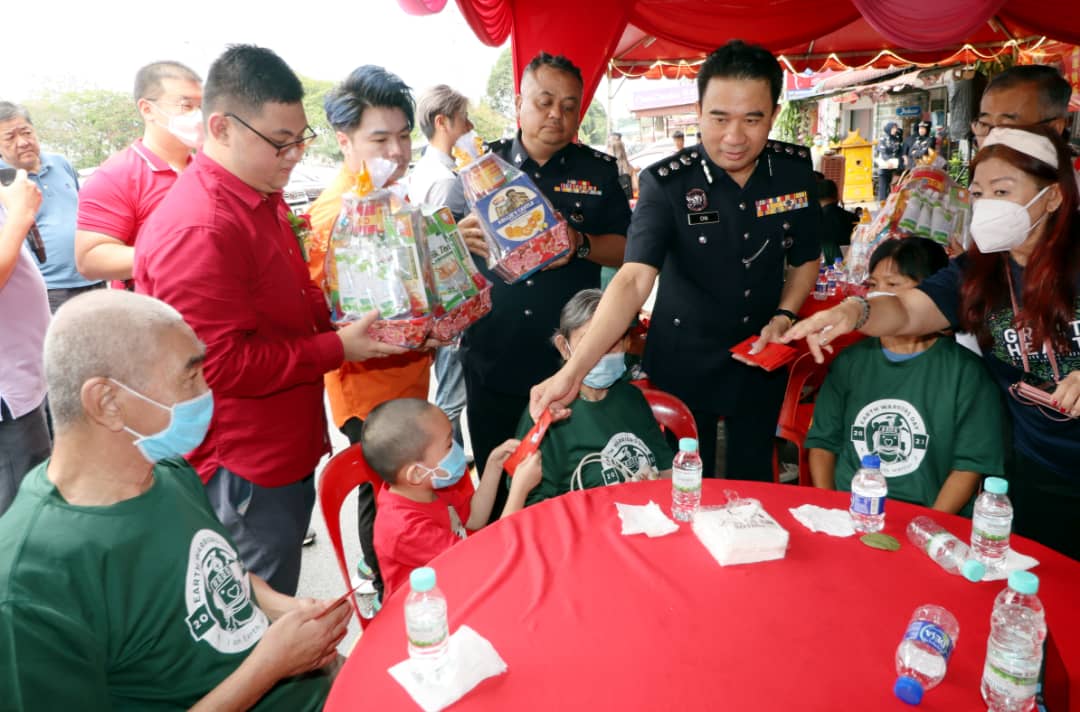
[
  {"x1": 582, "y1": 145, "x2": 616, "y2": 164},
  {"x1": 485, "y1": 138, "x2": 512, "y2": 153},
  {"x1": 763, "y1": 139, "x2": 812, "y2": 164},
  {"x1": 647, "y1": 146, "x2": 702, "y2": 181}
]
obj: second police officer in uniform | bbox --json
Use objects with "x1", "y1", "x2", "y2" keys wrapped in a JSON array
[
  {"x1": 531, "y1": 40, "x2": 822, "y2": 480},
  {"x1": 459, "y1": 53, "x2": 630, "y2": 519}
]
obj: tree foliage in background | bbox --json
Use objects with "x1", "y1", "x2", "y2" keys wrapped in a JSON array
[
  {"x1": 23, "y1": 89, "x2": 141, "y2": 170},
  {"x1": 300, "y1": 75, "x2": 341, "y2": 164},
  {"x1": 774, "y1": 101, "x2": 812, "y2": 146},
  {"x1": 470, "y1": 101, "x2": 511, "y2": 142},
  {"x1": 579, "y1": 102, "x2": 608, "y2": 146},
  {"x1": 485, "y1": 48, "x2": 515, "y2": 117}
]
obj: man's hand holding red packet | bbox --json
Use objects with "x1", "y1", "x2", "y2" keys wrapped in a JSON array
[{"x1": 729, "y1": 335, "x2": 798, "y2": 372}]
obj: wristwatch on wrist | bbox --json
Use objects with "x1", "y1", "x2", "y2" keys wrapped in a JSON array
[
  {"x1": 576, "y1": 232, "x2": 591, "y2": 259},
  {"x1": 773, "y1": 308, "x2": 798, "y2": 325}
]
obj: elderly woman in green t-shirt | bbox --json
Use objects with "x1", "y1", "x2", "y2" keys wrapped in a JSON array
[{"x1": 516, "y1": 289, "x2": 673, "y2": 506}]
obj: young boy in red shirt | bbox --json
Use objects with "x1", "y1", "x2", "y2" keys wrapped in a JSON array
[{"x1": 365, "y1": 399, "x2": 542, "y2": 596}]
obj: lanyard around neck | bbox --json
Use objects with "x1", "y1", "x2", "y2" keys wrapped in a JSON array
[{"x1": 1004, "y1": 258, "x2": 1062, "y2": 382}]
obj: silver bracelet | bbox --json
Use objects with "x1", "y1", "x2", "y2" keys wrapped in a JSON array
[{"x1": 843, "y1": 295, "x2": 871, "y2": 330}]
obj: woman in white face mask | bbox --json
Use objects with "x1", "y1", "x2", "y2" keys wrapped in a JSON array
[
  {"x1": 782, "y1": 125, "x2": 1080, "y2": 561},
  {"x1": 513, "y1": 288, "x2": 674, "y2": 506}
]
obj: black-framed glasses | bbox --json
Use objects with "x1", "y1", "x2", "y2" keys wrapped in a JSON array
[
  {"x1": 970, "y1": 116, "x2": 1057, "y2": 137},
  {"x1": 225, "y1": 112, "x2": 317, "y2": 156}
]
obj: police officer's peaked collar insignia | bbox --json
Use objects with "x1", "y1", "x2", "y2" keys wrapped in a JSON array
[
  {"x1": 685, "y1": 188, "x2": 707, "y2": 212},
  {"x1": 700, "y1": 159, "x2": 713, "y2": 184},
  {"x1": 514, "y1": 153, "x2": 524, "y2": 165}
]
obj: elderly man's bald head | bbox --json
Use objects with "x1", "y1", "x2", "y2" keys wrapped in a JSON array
[{"x1": 44, "y1": 290, "x2": 193, "y2": 431}]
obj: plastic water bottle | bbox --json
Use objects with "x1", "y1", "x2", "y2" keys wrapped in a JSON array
[
  {"x1": 849, "y1": 454, "x2": 887, "y2": 533},
  {"x1": 982, "y1": 572, "x2": 1047, "y2": 712},
  {"x1": 971, "y1": 477, "x2": 1013, "y2": 572},
  {"x1": 826, "y1": 258, "x2": 842, "y2": 296},
  {"x1": 355, "y1": 558, "x2": 381, "y2": 620},
  {"x1": 404, "y1": 567, "x2": 449, "y2": 682},
  {"x1": 671, "y1": 437, "x2": 703, "y2": 522},
  {"x1": 813, "y1": 265, "x2": 829, "y2": 300},
  {"x1": 894, "y1": 604, "x2": 960, "y2": 705},
  {"x1": 906, "y1": 516, "x2": 985, "y2": 582}
]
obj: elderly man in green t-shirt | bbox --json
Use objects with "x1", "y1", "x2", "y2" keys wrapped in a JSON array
[{"x1": 0, "y1": 290, "x2": 348, "y2": 710}]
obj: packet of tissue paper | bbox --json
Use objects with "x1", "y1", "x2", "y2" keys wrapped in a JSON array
[
  {"x1": 692, "y1": 497, "x2": 789, "y2": 566},
  {"x1": 462, "y1": 152, "x2": 570, "y2": 283}
]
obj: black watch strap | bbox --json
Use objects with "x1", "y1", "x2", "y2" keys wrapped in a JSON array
[
  {"x1": 576, "y1": 232, "x2": 591, "y2": 259},
  {"x1": 774, "y1": 308, "x2": 798, "y2": 324}
]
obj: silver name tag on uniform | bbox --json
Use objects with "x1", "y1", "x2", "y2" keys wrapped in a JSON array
[{"x1": 687, "y1": 212, "x2": 719, "y2": 225}]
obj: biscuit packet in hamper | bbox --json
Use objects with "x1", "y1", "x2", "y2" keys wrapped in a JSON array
[
  {"x1": 421, "y1": 207, "x2": 493, "y2": 341},
  {"x1": 461, "y1": 152, "x2": 571, "y2": 283}
]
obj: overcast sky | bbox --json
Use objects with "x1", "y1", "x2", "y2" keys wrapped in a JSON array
[{"x1": 1, "y1": 1, "x2": 506, "y2": 104}]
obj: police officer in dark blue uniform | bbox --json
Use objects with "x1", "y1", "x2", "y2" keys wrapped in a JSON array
[
  {"x1": 530, "y1": 40, "x2": 822, "y2": 481},
  {"x1": 458, "y1": 53, "x2": 630, "y2": 519}
]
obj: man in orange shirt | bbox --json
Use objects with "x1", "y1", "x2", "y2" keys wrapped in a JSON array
[
  {"x1": 306, "y1": 65, "x2": 432, "y2": 443},
  {"x1": 305, "y1": 66, "x2": 434, "y2": 590}
]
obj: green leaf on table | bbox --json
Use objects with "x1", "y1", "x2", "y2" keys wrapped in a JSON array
[{"x1": 860, "y1": 533, "x2": 900, "y2": 551}]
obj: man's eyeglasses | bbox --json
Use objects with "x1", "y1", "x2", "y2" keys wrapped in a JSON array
[
  {"x1": 225, "y1": 112, "x2": 317, "y2": 157},
  {"x1": 970, "y1": 116, "x2": 1058, "y2": 137}
]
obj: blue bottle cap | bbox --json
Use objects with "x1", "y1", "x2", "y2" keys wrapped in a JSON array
[
  {"x1": 1008, "y1": 570, "x2": 1039, "y2": 595},
  {"x1": 410, "y1": 566, "x2": 436, "y2": 592},
  {"x1": 894, "y1": 676, "x2": 924, "y2": 705},
  {"x1": 984, "y1": 477, "x2": 1008, "y2": 495},
  {"x1": 678, "y1": 437, "x2": 699, "y2": 453},
  {"x1": 860, "y1": 454, "x2": 881, "y2": 469},
  {"x1": 961, "y1": 559, "x2": 985, "y2": 583}
]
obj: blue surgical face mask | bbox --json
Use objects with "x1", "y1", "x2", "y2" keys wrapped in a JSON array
[
  {"x1": 582, "y1": 352, "x2": 627, "y2": 389},
  {"x1": 418, "y1": 440, "x2": 468, "y2": 489},
  {"x1": 112, "y1": 379, "x2": 214, "y2": 463}
]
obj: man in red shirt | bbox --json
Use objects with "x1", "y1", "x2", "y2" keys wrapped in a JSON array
[
  {"x1": 134, "y1": 45, "x2": 404, "y2": 594},
  {"x1": 76, "y1": 61, "x2": 203, "y2": 288}
]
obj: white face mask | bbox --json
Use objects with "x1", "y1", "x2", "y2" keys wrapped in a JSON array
[
  {"x1": 166, "y1": 108, "x2": 204, "y2": 149},
  {"x1": 969, "y1": 186, "x2": 1050, "y2": 253}
]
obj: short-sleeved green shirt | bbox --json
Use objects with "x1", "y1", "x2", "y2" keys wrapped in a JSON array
[
  {"x1": 805, "y1": 337, "x2": 1006, "y2": 513},
  {"x1": 0, "y1": 459, "x2": 328, "y2": 710},
  {"x1": 516, "y1": 380, "x2": 674, "y2": 506}
]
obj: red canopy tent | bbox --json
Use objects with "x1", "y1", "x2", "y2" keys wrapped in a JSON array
[{"x1": 399, "y1": 0, "x2": 1080, "y2": 105}]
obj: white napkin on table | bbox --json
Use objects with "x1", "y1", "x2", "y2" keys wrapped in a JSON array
[
  {"x1": 789, "y1": 504, "x2": 857, "y2": 537},
  {"x1": 615, "y1": 500, "x2": 679, "y2": 537},
  {"x1": 388, "y1": 625, "x2": 507, "y2": 712},
  {"x1": 980, "y1": 549, "x2": 1040, "y2": 582}
]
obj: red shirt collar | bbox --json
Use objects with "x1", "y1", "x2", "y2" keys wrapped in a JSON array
[
  {"x1": 194, "y1": 151, "x2": 283, "y2": 211},
  {"x1": 130, "y1": 138, "x2": 193, "y2": 174}
]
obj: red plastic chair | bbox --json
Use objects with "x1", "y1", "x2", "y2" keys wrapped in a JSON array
[
  {"x1": 317, "y1": 444, "x2": 383, "y2": 628},
  {"x1": 632, "y1": 383, "x2": 698, "y2": 442},
  {"x1": 318, "y1": 443, "x2": 479, "y2": 626}
]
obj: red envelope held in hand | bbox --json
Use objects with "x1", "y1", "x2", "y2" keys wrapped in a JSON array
[
  {"x1": 505, "y1": 408, "x2": 554, "y2": 475},
  {"x1": 729, "y1": 336, "x2": 798, "y2": 372}
]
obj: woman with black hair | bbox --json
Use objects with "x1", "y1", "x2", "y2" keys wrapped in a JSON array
[{"x1": 804, "y1": 237, "x2": 1005, "y2": 514}]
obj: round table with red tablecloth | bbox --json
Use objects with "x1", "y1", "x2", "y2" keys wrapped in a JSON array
[{"x1": 325, "y1": 480, "x2": 1080, "y2": 712}]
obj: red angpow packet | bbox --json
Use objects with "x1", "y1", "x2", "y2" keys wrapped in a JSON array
[
  {"x1": 729, "y1": 336, "x2": 798, "y2": 372},
  {"x1": 504, "y1": 408, "x2": 554, "y2": 475}
]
